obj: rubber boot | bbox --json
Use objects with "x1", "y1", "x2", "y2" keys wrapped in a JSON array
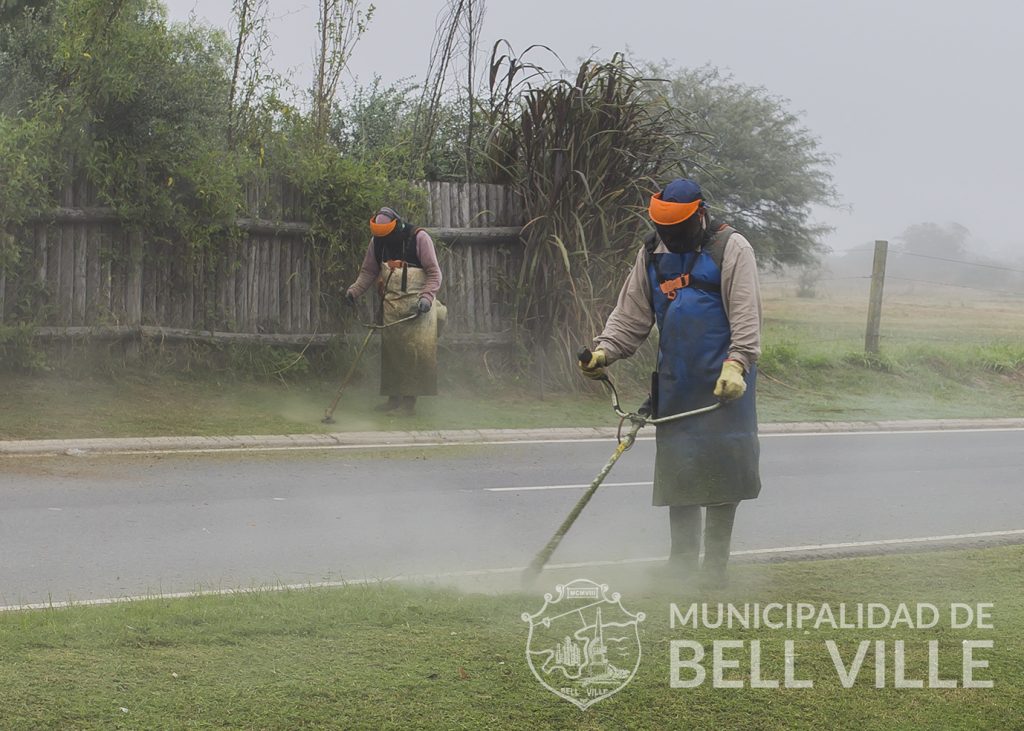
[
  {"x1": 400, "y1": 395, "x2": 417, "y2": 416},
  {"x1": 649, "y1": 505, "x2": 701, "y2": 585},
  {"x1": 375, "y1": 396, "x2": 402, "y2": 412},
  {"x1": 701, "y1": 502, "x2": 738, "y2": 590}
]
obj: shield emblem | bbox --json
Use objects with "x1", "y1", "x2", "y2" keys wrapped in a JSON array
[{"x1": 521, "y1": 579, "x2": 646, "y2": 709}]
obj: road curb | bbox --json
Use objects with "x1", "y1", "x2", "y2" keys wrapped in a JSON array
[{"x1": 1, "y1": 418, "x2": 1023, "y2": 456}]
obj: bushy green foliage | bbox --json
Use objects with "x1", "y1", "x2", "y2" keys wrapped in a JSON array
[
  {"x1": 0, "y1": 324, "x2": 48, "y2": 371},
  {"x1": 0, "y1": 0, "x2": 246, "y2": 254},
  {"x1": 0, "y1": 0, "x2": 429, "y2": 321},
  {"x1": 265, "y1": 116, "x2": 424, "y2": 322},
  {"x1": 0, "y1": 108, "x2": 62, "y2": 230},
  {"x1": 331, "y1": 76, "x2": 480, "y2": 182}
]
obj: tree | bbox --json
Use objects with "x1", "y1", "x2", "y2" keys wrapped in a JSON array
[
  {"x1": 644, "y1": 63, "x2": 839, "y2": 269},
  {"x1": 331, "y1": 76, "x2": 475, "y2": 181},
  {"x1": 416, "y1": 0, "x2": 486, "y2": 182},
  {"x1": 0, "y1": 0, "x2": 242, "y2": 236},
  {"x1": 227, "y1": 0, "x2": 272, "y2": 149},
  {"x1": 311, "y1": 0, "x2": 374, "y2": 143},
  {"x1": 900, "y1": 221, "x2": 969, "y2": 259}
]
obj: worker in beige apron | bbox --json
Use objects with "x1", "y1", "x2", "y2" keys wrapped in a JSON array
[{"x1": 346, "y1": 207, "x2": 445, "y2": 415}]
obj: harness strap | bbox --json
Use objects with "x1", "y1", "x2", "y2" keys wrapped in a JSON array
[
  {"x1": 658, "y1": 273, "x2": 721, "y2": 300},
  {"x1": 648, "y1": 222, "x2": 735, "y2": 300}
]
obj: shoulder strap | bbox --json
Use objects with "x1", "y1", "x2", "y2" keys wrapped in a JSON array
[
  {"x1": 704, "y1": 224, "x2": 736, "y2": 271},
  {"x1": 642, "y1": 231, "x2": 658, "y2": 269}
]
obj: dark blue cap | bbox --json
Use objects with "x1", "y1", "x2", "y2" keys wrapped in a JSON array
[{"x1": 661, "y1": 178, "x2": 703, "y2": 204}]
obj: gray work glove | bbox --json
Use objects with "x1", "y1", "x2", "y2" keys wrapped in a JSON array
[
  {"x1": 417, "y1": 296, "x2": 432, "y2": 314},
  {"x1": 344, "y1": 290, "x2": 356, "y2": 307}
]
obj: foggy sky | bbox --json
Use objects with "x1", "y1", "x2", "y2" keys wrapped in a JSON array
[{"x1": 162, "y1": 0, "x2": 1024, "y2": 259}]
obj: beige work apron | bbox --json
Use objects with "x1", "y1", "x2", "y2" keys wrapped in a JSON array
[{"x1": 379, "y1": 265, "x2": 446, "y2": 397}]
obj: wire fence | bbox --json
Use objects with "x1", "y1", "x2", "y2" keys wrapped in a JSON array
[{"x1": 758, "y1": 243, "x2": 1024, "y2": 355}]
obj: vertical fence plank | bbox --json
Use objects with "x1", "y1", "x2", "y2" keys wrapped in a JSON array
[
  {"x1": 247, "y1": 239, "x2": 258, "y2": 331},
  {"x1": 242, "y1": 238, "x2": 252, "y2": 331},
  {"x1": 224, "y1": 247, "x2": 236, "y2": 329},
  {"x1": 270, "y1": 235, "x2": 280, "y2": 328},
  {"x1": 236, "y1": 240, "x2": 247, "y2": 331},
  {"x1": 110, "y1": 229, "x2": 124, "y2": 323},
  {"x1": 479, "y1": 243, "x2": 492, "y2": 333},
  {"x1": 311, "y1": 246, "x2": 321, "y2": 332},
  {"x1": 98, "y1": 224, "x2": 111, "y2": 316},
  {"x1": 184, "y1": 251, "x2": 195, "y2": 329},
  {"x1": 35, "y1": 223, "x2": 47, "y2": 289},
  {"x1": 250, "y1": 234, "x2": 260, "y2": 325},
  {"x1": 85, "y1": 223, "x2": 100, "y2": 323},
  {"x1": 141, "y1": 245, "x2": 153, "y2": 324},
  {"x1": 73, "y1": 222, "x2": 87, "y2": 325},
  {"x1": 300, "y1": 244, "x2": 311, "y2": 331},
  {"x1": 431, "y1": 182, "x2": 441, "y2": 227},
  {"x1": 481, "y1": 184, "x2": 491, "y2": 226},
  {"x1": 291, "y1": 240, "x2": 302, "y2": 332},
  {"x1": 464, "y1": 242, "x2": 476, "y2": 332},
  {"x1": 439, "y1": 183, "x2": 451, "y2": 228},
  {"x1": 474, "y1": 183, "x2": 486, "y2": 227},
  {"x1": 58, "y1": 223, "x2": 74, "y2": 323},
  {"x1": 108, "y1": 229, "x2": 120, "y2": 322},
  {"x1": 280, "y1": 237, "x2": 292, "y2": 333}
]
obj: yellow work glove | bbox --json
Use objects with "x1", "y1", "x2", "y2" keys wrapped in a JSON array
[
  {"x1": 713, "y1": 359, "x2": 746, "y2": 401},
  {"x1": 579, "y1": 348, "x2": 607, "y2": 380}
]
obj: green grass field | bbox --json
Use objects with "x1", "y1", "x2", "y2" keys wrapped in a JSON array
[
  {"x1": 1, "y1": 285, "x2": 1021, "y2": 439},
  {"x1": 1, "y1": 546, "x2": 1021, "y2": 730}
]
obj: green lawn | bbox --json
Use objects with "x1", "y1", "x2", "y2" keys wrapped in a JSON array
[{"x1": 1, "y1": 546, "x2": 1021, "y2": 729}]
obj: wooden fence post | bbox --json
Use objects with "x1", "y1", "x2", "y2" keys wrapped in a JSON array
[{"x1": 865, "y1": 239, "x2": 888, "y2": 354}]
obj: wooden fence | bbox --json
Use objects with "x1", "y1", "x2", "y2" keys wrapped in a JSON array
[{"x1": 1, "y1": 180, "x2": 525, "y2": 345}]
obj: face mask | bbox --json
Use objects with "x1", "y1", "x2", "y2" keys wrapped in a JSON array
[{"x1": 656, "y1": 213, "x2": 704, "y2": 253}]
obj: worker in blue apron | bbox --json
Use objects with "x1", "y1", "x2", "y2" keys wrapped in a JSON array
[{"x1": 582, "y1": 178, "x2": 763, "y2": 589}]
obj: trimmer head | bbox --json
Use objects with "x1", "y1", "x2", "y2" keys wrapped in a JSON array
[
  {"x1": 321, "y1": 415, "x2": 337, "y2": 425},
  {"x1": 521, "y1": 561, "x2": 544, "y2": 590}
]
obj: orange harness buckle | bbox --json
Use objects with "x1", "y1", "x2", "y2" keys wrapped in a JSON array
[{"x1": 659, "y1": 273, "x2": 690, "y2": 300}]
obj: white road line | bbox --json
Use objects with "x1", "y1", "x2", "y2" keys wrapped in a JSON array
[
  {"x1": 486, "y1": 481, "x2": 651, "y2": 492},
  {"x1": 760, "y1": 428, "x2": 1024, "y2": 438},
  {"x1": 28, "y1": 438, "x2": 647, "y2": 454},
  {"x1": 3, "y1": 528, "x2": 1022, "y2": 613}
]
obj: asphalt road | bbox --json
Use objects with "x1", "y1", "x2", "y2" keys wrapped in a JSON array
[{"x1": 1, "y1": 428, "x2": 1023, "y2": 606}]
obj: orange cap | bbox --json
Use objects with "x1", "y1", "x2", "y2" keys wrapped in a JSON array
[
  {"x1": 648, "y1": 192, "x2": 701, "y2": 225},
  {"x1": 369, "y1": 217, "x2": 397, "y2": 237}
]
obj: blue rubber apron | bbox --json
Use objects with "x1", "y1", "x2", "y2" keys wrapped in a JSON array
[{"x1": 647, "y1": 248, "x2": 760, "y2": 506}]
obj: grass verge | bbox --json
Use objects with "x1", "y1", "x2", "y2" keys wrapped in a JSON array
[
  {"x1": 0, "y1": 546, "x2": 1020, "y2": 729},
  {"x1": 1, "y1": 288, "x2": 1021, "y2": 439},
  {"x1": 0, "y1": 354, "x2": 1020, "y2": 440}
]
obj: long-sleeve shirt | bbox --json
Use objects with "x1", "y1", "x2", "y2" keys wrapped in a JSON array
[
  {"x1": 347, "y1": 229, "x2": 443, "y2": 303},
  {"x1": 594, "y1": 232, "x2": 763, "y2": 372}
]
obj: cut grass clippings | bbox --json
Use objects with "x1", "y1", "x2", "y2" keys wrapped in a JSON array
[{"x1": 0, "y1": 546, "x2": 1021, "y2": 729}]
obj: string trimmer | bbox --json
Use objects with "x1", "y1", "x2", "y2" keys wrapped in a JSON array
[
  {"x1": 521, "y1": 348, "x2": 722, "y2": 587},
  {"x1": 321, "y1": 311, "x2": 420, "y2": 425}
]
